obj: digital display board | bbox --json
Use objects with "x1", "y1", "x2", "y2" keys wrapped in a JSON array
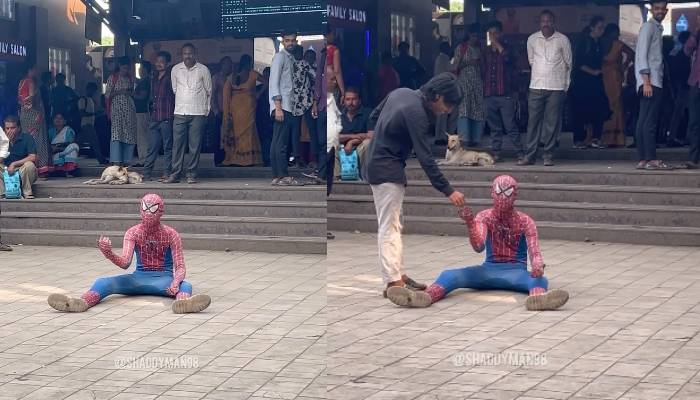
[{"x1": 221, "y1": 0, "x2": 327, "y2": 37}]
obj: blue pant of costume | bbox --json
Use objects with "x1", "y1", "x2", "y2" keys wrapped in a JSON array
[
  {"x1": 434, "y1": 262, "x2": 548, "y2": 296},
  {"x1": 87, "y1": 270, "x2": 192, "y2": 301}
]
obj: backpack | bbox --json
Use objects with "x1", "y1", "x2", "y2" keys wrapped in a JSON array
[
  {"x1": 3, "y1": 170, "x2": 21, "y2": 199},
  {"x1": 339, "y1": 149, "x2": 359, "y2": 181}
]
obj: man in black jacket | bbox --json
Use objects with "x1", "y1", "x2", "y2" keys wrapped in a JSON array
[{"x1": 363, "y1": 73, "x2": 467, "y2": 297}]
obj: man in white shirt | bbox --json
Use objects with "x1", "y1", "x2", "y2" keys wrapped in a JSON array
[
  {"x1": 165, "y1": 43, "x2": 212, "y2": 184},
  {"x1": 519, "y1": 10, "x2": 572, "y2": 167}
]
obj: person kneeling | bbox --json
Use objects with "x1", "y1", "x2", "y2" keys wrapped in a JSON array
[
  {"x1": 48, "y1": 193, "x2": 211, "y2": 314},
  {"x1": 386, "y1": 175, "x2": 569, "y2": 311}
]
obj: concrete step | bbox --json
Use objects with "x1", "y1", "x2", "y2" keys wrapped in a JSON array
[
  {"x1": 328, "y1": 213, "x2": 700, "y2": 246},
  {"x1": 404, "y1": 164, "x2": 700, "y2": 188},
  {"x1": 1, "y1": 229, "x2": 326, "y2": 254},
  {"x1": 1, "y1": 212, "x2": 326, "y2": 237},
  {"x1": 331, "y1": 181, "x2": 700, "y2": 207},
  {"x1": 329, "y1": 195, "x2": 700, "y2": 228},
  {"x1": 32, "y1": 180, "x2": 325, "y2": 202},
  {"x1": 1, "y1": 198, "x2": 326, "y2": 219}
]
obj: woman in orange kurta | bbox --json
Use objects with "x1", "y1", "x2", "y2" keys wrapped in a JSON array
[
  {"x1": 221, "y1": 55, "x2": 262, "y2": 166},
  {"x1": 601, "y1": 24, "x2": 634, "y2": 147}
]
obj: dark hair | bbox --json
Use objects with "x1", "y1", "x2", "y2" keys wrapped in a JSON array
[
  {"x1": 56, "y1": 72, "x2": 66, "y2": 82},
  {"x1": 140, "y1": 61, "x2": 152, "y2": 74},
  {"x1": 420, "y1": 73, "x2": 464, "y2": 107},
  {"x1": 40, "y1": 71, "x2": 53, "y2": 84},
  {"x1": 118, "y1": 56, "x2": 131, "y2": 67},
  {"x1": 281, "y1": 30, "x2": 298, "y2": 39},
  {"x1": 398, "y1": 42, "x2": 410, "y2": 52},
  {"x1": 182, "y1": 43, "x2": 196, "y2": 52},
  {"x1": 679, "y1": 31, "x2": 691, "y2": 45},
  {"x1": 601, "y1": 23, "x2": 621, "y2": 56},
  {"x1": 263, "y1": 67, "x2": 271, "y2": 75},
  {"x1": 291, "y1": 44, "x2": 304, "y2": 61},
  {"x1": 584, "y1": 16, "x2": 604, "y2": 35},
  {"x1": 53, "y1": 112, "x2": 65, "y2": 120},
  {"x1": 649, "y1": 1, "x2": 668, "y2": 6},
  {"x1": 463, "y1": 23, "x2": 481, "y2": 43},
  {"x1": 3, "y1": 115, "x2": 20, "y2": 128},
  {"x1": 235, "y1": 54, "x2": 253, "y2": 86},
  {"x1": 540, "y1": 9, "x2": 555, "y2": 20},
  {"x1": 220, "y1": 56, "x2": 232, "y2": 64},
  {"x1": 156, "y1": 51, "x2": 172, "y2": 63},
  {"x1": 345, "y1": 86, "x2": 361, "y2": 97},
  {"x1": 304, "y1": 49, "x2": 316, "y2": 59},
  {"x1": 486, "y1": 20, "x2": 503, "y2": 32}
]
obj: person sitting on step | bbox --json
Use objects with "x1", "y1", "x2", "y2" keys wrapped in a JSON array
[
  {"x1": 386, "y1": 175, "x2": 570, "y2": 311},
  {"x1": 47, "y1": 193, "x2": 211, "y2": 314},
  {"x1": 0, "y1": 115, "x2": 38, "y2": 200},
  {"x1": 335, "y1": 87, "x2": 373, "y2": 180},
  {"x1": 48, "y1": 112, "x2": 81, "y2": 177}
]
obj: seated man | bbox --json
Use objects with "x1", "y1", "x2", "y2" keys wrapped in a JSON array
[
  {"x1": 48, "y1": 193, "x2": 211, "y2": 314},
  {"x1": 335, "y1": 86, "x2": 373, "y2": 179},
  {"x1": 387, "y1": 175, "x2": 569, "y2": 311},
  {"x1": 0, "y1": 124, "x2": 11, "y2": 251},
  {"x1": 0, "y1": 115, "x2": 38, "y2": 199}
]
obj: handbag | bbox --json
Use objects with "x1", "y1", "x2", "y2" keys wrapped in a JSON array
[
  {"x1": 3, "y1": 170, "x2": 22, "y2": 199},
  {"x1": 339, "y1": 149, "x2": 359, "y2": 181}
]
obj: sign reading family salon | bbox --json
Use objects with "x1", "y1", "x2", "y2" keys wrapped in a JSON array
[
  {"x1": 0, "y1": 42, "x2": 27, "y2": 59},
  {"x1": 328, "y1": 4, "x2": 367, "y2": 25}
]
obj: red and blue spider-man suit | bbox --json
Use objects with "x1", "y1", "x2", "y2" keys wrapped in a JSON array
[
  {"x1": 48, "y1": 194, "x2": 211, "y2": 313},
  {"x1": 387, "y1": 175, "x2": 569, "y2": 311}
]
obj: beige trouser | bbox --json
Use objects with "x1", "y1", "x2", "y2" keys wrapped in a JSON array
[
  {"x1": 136, "y1": 112, "x2": 150, "y2": 163},
  {"x1": 334, "y1": 139, "x2": 370, "y2": 179},
  {"x1": 371, "y1": 182, "x2": 405, "y2": 284},
  {"x1": 0, "y1": 161, "x2": 38, "y2": 197}
]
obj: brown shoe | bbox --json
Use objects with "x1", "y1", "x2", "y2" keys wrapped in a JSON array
[
  {"x1": 525, "y1": 289, "x2": 569, "y2": 311},
  {"x1": 402, "y1": 275, "x2": 427, "y2": 291},
  {"x1": 386, "y1": 286, "x2": 432, "y2": 308}
]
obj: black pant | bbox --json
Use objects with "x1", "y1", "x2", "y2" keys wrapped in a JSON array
[
  {"x1": 81, "y1": 124, "x2": 108, "y2": 163},
  {"x1": 327, "y1": 147, "x2": 335, "y2": 196},
  {"x1": 688, "y1": 86, "x2": 700, "y2": 164},
  {"x1": 212, "y1": 113, "x2": 225, "y2": 165},
  {"x1": 270, "y1": 110, "x2": 295, "y2": 177},
  {"x1": 635, "y1": 86, "x2": 662, "y2": 161},
  {"x1": 316, "y1": 110, "x2": 328, "y2": 180},
  {"x1": 573, "y1": 120, "x2": 604, "y2": 144}
]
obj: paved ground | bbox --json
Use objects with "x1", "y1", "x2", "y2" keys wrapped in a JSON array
[
  {"x1": 0, "y1": 246, "x2": 325, "y2": 400},
  {"x1": 327, "y1": 232, "x2": 700, "y2": 400}
]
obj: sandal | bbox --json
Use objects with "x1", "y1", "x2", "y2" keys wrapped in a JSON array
[
  {"x1": 635, "y1": 161, "x2": 647, "y2": 170},
  {"x1": 645, "y1": 160, "x2": 674, "y2": 170},
  {"x1": 23, "y1": 194, "x2": 35, "y2": 200}
]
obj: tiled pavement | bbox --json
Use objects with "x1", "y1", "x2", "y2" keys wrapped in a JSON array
[
  {"x1": 0, "y1": 246, "x2": 325, "y2": 400},
  {"x1": 327, "y1": 232, "x2": 700, "y2": 400}
]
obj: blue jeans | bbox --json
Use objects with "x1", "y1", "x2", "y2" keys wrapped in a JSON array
[
  {"x1": 87, "y1": 270, "x2": 192, "y2": 302},
  {"x1": 110, "y1": 140, "x2": 135, "y2": 164},
  {"x1": 457, "y1": 117, "x2": 485, "y2": 146},
  {"x1": 434, "y1": 262, "x2": 548, "y2": 296},
  {"x1": 144, "y1": 119, "x2": 173, "y2": 177}
]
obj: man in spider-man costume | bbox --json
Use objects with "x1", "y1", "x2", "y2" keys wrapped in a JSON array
[
  {"x1": 47, "y1": 193, "x2": 211, "y2": 313},
  {"x1": 387, "y1": 175, "x2": 569, "y2": 311}
]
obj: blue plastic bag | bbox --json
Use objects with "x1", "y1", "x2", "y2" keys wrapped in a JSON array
[
  {"x1": 3, "y1": 170, "x2": 21, "y2": 199},
  {"x1": 339, "y1": 149, "x2": 359, "y2": 181}
]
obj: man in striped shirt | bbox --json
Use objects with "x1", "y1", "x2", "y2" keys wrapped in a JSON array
[{"x1": 144, "y1": 51, "x2": 175, "y2": 182}]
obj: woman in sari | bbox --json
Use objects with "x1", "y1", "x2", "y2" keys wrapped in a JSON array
[
  {"x1": 220, "y1": 54, "x2": 262, "y2": 166},
  {"x1": 601, "y1": 24, "x2": 634, "y2": 147},
  {"x1": 48, "y1": 112, "x2": 80, "y2": 177},
  {"x1": 454, "y1": 24, "x2": 485, "y2": 148},
  {"x1": 105, "y1": 57, "x2": 137, "y2": 166},
  {"x1": 18, "y1": 66, "x2": 51, "y2": 178}
]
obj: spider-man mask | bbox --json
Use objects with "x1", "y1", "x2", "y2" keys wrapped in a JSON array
[
  {"x1": 140, "y1": 193, "x2": 164, "y2": 231},
  {"x1": 491, "y1": 175, "x2": 518, "y2": 217}
]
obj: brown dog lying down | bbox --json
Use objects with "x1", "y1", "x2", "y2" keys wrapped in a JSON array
[
  {"x1": 438, "y1": 135, "x2": 495, "y2": 167},
  {"x1": 83, "y1": 166, "x2": 144, "y2": 185}
]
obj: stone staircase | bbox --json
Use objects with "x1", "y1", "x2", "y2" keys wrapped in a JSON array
[
  {"x1": 328, "y1": 161, "x2": 700, "y2": 246},
  {"x1": 1, "y1": 174, "x2": 326, "y2": 255}
]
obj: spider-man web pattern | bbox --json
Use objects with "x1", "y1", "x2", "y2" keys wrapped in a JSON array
[
  {"x1": 80, "y1": 194, "x2": 191, "y2": 307},
  {"x1": 425, "y1": 175, "x2": 549, "y2": 303}
]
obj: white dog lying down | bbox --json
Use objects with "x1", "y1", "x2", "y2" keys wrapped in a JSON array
[
  {"x1": 83, "y1": 166, "x2": 144, "y2": 185},
  {"x1": 439, "y1": 135, "x2": 495, "y2": 166}
]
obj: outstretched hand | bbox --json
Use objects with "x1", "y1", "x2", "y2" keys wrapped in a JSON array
[
  {"x1": 448, "y1": 191, "x2": 466, "y2": 207},
  {"x1": 97, "y1": 236, "x2": 112, "y2": 254}
]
